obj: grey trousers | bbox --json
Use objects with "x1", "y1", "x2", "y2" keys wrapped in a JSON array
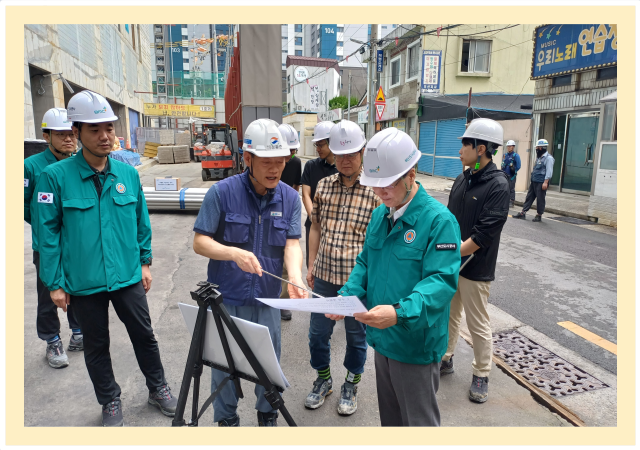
[
  {"x1": 374, "y1": 350, "x2": 441, "y2": 426},
  {"x1": 522, "y1": 181, "x2": 546, "y2": 215}
]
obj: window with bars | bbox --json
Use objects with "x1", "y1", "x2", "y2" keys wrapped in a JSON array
[
  {"x1": 406, "y1": 42, "x2": 420, "y2": 81},
  {"x1": 460, "y1": 39, "x2": 491, "y2": 73}
]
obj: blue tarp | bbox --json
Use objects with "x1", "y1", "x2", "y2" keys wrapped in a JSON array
[{"x1": 110, "y1": 150, "x2": 141, "y2": 167}]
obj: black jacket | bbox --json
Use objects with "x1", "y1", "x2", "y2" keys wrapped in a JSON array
[{"x1": 447, "y1": 161, "x2": 510, "y2": 282}]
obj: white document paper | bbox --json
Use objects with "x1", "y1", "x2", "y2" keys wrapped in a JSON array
[
  {"x1": 178, "y1": 303, "x2": 289, "y2": 390},
  {"x1": 255, "y1": 296, "x2": 368, "y2": 317}
]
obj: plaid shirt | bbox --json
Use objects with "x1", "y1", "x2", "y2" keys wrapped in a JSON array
[{"x1": 311, "y1": 171, "x2": 382, "y2": 285}]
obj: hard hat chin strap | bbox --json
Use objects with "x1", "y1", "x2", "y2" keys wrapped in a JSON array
[
  {"x1": 248, "y1": 155, "x2": 268, "y2": 192},
  {"x1": 473, "y1": 138, "x2": 482, "y2": 171}
]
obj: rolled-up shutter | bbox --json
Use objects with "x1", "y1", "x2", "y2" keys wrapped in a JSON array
[
  {"x1": 434, "y1": 118, "x2": 466, "y2": 179},
  {"x1": 417, "y1": 121, "x2": 436, "y2": 175}
]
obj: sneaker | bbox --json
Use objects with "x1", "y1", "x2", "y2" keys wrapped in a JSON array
[
  {"x1": 257, "y1": 411, "x2": 278, "y2": 427},
  {"x1": 68, "y1": 334, "x2": 84, "y2": 352},
  {"x1": 102, "y1": 397, "x2": 124, "y2": 427},
  {"x1": 469, "y1": 375, "x2": 489, "y2": 403},
  {"x1": 280, "y1": 309, "x2": 292, "y2": 321},
  {"x1": 304, "y1": 377, "x2": 333, "y2": 409},
  {"x1": 337, "y1": 381, "x2": 358, "y2": 415},
  {"x1": 218, "y1": 414, "x2": 240, "y2": 427},
  {"x1": 148, "y1": 384, "x2": 178, "y2": 417},
  {"x1": 440, "y1": 356, "x2": 454, "y2": 376},
  {"x1": 46, "y1": 340, "x2": 69, "y2": 369},
  {"x1": 532, "y1": 215, "x2": 542, "y2": 222},
  {"x1": 512, "y1": 211, "x2": 527, "y2": 220}
]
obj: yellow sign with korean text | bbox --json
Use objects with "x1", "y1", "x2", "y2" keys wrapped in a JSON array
[{"x1": 143, "y1": 103, "x2": 215, "y2": 118}]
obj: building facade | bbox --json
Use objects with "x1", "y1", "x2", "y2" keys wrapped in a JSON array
[{"x1": 24, "y1": 24, "x2": 153, "y2": 149}]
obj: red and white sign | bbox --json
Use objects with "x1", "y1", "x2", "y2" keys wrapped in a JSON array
[{"x1": 375, "y1": 102, "x2": 386, "y2": 121}]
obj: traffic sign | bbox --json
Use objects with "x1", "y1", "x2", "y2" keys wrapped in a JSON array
[
  {"x1": 376, "y1": 86, "x2": 386, "y2": 103},
  {"x1": 375, "y1": 102, "x2": 386, "y2": 121}
]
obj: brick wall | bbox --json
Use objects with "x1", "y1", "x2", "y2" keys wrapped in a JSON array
[{"x1": 588, "y1": 195, "x2": 617, "y2": 227}]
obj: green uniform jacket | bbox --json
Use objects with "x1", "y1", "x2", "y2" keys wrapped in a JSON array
[
  {"x1": 24, "y1": 149, "x2": 59, "y2": 252},
  {"x1": 33, "y1": 150, "x2": 152, "y2": 296},
  {"x1": 338, "y1": 184, "x2": 461, "y2": 365}
]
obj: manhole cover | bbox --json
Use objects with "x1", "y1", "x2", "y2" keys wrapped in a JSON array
[
  {"x1": 547, "y1": 216, "x2": 594, "y2": 225},
  {"x1": 493, "y1": 330, "x2": 609, "y2": 397}
]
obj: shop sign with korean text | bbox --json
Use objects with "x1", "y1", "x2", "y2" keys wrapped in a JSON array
[
  {"x1": 143, "y1": 103, "x2": 215, "y2": 118},
  {"x1": 421, "y1": 50, "x2": 442, "y2": 91},
  {"x1": 531, "y1": 24, "x2": 617, "y2": 79},
  {"x1": 375, "y1": 97, "x2": 398, "y2": 122}
]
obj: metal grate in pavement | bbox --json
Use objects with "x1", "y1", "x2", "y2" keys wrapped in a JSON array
[
  {"x1": 493, "y1": 330, "x2": 609, "y2": 397},
  {"x1": 546, "y1": 216, "x2": 595, "y2": 225}
]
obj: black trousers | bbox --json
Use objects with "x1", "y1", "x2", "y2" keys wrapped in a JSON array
[
  {"x1": 508, "y1": 177, "x2": 517, "y2": 203},
  {"x1": 522, "y1": 181, "x2": 546, "y2": 215},
  {"x1": 33, "y1": 251, "x2": 80, "y2": 341},
  {"x1": 71, "y1": 281, "x2": 167, "y2": 405},
  {"x1": 305, "y1": 221, "x2": 311, "y2": 269}
]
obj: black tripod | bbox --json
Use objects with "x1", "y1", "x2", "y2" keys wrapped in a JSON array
[{"x1": 172, "y1": 281, "x2": 296, "y2": 427}]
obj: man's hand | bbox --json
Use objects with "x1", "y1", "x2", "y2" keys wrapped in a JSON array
[
  {"x1": 141, "y1": 264, "x2": 152, "y2": 293},
  {"x1": 354, "y1": 305, "x2": 397, "y2": 329},
  {"x1": 325, "y1": 296, "x2": 345, "y2": 321},
  {"x1": 287, "y1": 276, "x2": 306, "y2": 299},
  {"x1": 542, "y1": 179, "x2": 549, "y2": 191},
  {"x1": 50, "y1": 288, "x2": 70, "y2": 312},
  {"x1": 232, "y1": 248, "x2": 263, "y2": 276},
  {"x1": 306, "y1": 271, "x2": 315, "y2": 290}
]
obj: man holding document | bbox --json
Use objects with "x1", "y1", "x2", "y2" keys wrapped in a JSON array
[
  {"x1": 192, "y1": 119, "x2": 304, "y2": 427},
  {"x1": 333, "y1": 128, "x2": 461, "y2": 427}
]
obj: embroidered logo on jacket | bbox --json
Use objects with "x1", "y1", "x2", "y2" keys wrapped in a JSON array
[
  {"x1": 404, "y1": 229, "x2": 416, "y2": 243},
  {"x1": 116, "y1": 183, "x2": 126, "y2": 194}
]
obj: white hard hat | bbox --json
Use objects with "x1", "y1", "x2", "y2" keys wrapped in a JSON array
[
  {"x1": 328, "y1": 120, "x2": 366, "y2": 155},
  {"x1": 506, "y1": 140, "x2": 516, "y2": 147},
  {"x1": 312, "y1": 121, "x2": 334, "y2": 143},
  {"x1": 67, "y1": 90, "x2": 119, "y2": 123},
  {"x1": 277, "y1": 123, "x2": 300, "y2": 149},
  {"x1": 243, "y1": 119, "x2": 290, "y2": 157},
  {"x1": 536, "y1": 138, "x2": 549, "y2": 147},
  {"x1": 42, "y1": 108, "x2": 73, "y2": 131},
  {"x1": 360, "y1": 127, "x2": 421, "y2": 187},
  {"x1": 458, "y1": 118, "x2": 503, "y2": 147}
]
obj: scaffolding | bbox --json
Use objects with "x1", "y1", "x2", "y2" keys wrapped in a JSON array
[{"x1": 152, "y1": 71, "x2": 225, "y2": 99}]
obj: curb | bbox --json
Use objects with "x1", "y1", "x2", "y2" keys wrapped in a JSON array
[{"x1": 136, "y1": 158, "x2": 158, "y2": 173}]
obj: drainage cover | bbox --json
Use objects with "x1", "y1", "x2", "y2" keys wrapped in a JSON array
[
  {"x1": 547, "y1": 216, "x2": 594, "y2": 225},
  {"x1": 493, "y1": 330, "x2": 609, "y2": 397}
]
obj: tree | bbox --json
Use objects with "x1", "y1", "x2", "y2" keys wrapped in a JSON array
[
  {"x1": 328, "y1": 95, "x2": 359, "y2": 110},
  {"x1": 282, "y1": 101, "x2": 288, "y2": 114}
]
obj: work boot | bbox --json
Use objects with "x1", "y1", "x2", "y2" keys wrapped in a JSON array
[
  {"x1": 46, "y1": 339, "x2": 69, "y2": 369},
  {"x1": 532, "y1": 215, "x2": 542, "y2": 222},
  {"x1": 512, "y1": 211, "x2": 527, "y2": 220},
  {"x1": 280, "y1": 309, "x2": 292, "y2": 321},
  {"x1": 102, "y1": 397, "x2": 124, "y2": 427},
  {"x1": 304, "y1": 377, "x2": 333, "y2": 409},
  {"x1": 68, "y1": 334, "x2": 84, "y2": 352},
  {"x1": 510, "y1": 201, "x2": 515, "y2": 209},
  {"x1": 469, "y1": 375, "x2": 489, "y2": 403},
  {"x1": 218, "y1": 415, "x2": 240, "y2": 427},
  {"x1": 337, "y1": 381, "x2": 358, "y2": 415},
  {"x1": 440, "y1": 356, "x2": 454, "y2": 375},
  {"x1": 148, "y1": 384, "x2": 178, "y2": 417},
  {"x1": 257, "y1": 411, "x2": 278, "y2": 427}
]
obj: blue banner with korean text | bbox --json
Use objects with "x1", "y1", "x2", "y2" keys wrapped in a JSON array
[
  {"x1": 531, "y1": 24, "x2": 617, "y2": 79},
  {"x1": 421, "y1": 50, "x2": 442, "y2": 91}
]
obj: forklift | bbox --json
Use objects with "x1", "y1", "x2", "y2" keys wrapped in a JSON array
[{"x1": 197, "y1": 124, "x2": 242, "y2": 181}]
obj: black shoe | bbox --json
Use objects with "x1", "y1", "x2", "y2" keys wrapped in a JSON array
[
  {"x1": 218, "y1": 414, "x2": 240, "y2": 427},
  {"x1": 512, "y1": 212, "x2": 526, "y2": 220},
  {"x1": 440, "y1": 356, "x2": 454, "y2": 376},
  {"x1": 257, "y1": 411, "x2": 278, "y2": 427},
  {"x1": 148, "y1": 384, "x2": 178, "y2": 417},
  {"x1": 280, "y1": 309, "x2": 292, "y2": 321},
  {"x1": 532, "y1": 215, "x2": 542, "y2": 222},
  {"x1": 469, "y1": 375, "x2": 489, "y2": 403},
  {"x1": 510, "y1": 201, "x2": 515, "y2": 209},
  {"x1": 102, "y1": 397, "x2": 124, "y2": 427}
]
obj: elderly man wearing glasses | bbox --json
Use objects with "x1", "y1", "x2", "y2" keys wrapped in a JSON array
[{"x1": 304, "y1": 120, "x2": 381, "y2": 417}]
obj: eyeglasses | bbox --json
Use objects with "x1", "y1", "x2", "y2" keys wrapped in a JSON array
[
  {"x1": 334, "y1": 153, "x2": 360, "y2": 161},
  {"x1": 52, "y1": 132, "x2": 76, "y2": 141}
]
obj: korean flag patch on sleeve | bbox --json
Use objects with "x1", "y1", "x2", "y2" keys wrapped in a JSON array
[
  {"x1": 38, "y1": 192, "x2": 54, "y2": 204},
  {"x1": 24, "y1": 178, "x2": 29, "y2": 187}
]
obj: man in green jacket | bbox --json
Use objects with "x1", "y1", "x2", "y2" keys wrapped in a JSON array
[
  {"x1": 25, "y1": 108, "x2": 83, "y2": 369},
  {"x1": 329, "y1": 128, "x2": 460, "y2": 426},
  {"x1": 33, "y1": 90, "x2": 176, "y2": 427}
]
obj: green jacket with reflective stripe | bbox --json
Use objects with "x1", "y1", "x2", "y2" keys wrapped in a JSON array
[
  {"x1": 338, "y1": 184, "x2": 461, "y2": 365},
  {"x1": 24, "y1": 149, "x2": 60, "y2": 251},
  {"x1": 33, "y1": 150, "x2": 152, "y2": 296}
]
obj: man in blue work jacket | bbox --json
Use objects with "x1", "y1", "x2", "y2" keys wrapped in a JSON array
[
  {"x1": 193, "y1": 118, "x2": 305, "y2": 427},
  {"x1": 33, "y1": 91, "x2": 176, "y2": 427},
  {"x1": 513, "y1": 139, "x2": 555, "y2": 222},
  {"x1": 25, "y1": 108, "x2": 83, "y2": 369},
  {"x1": 501, "y1": 140, "x2": 521, "y2": 208}
]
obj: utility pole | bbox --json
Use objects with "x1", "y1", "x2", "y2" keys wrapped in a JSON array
[
  {"x1": 466, "y1": 87, "x2": 472, "y2": 127},
  {"x1": 347, "y1": 71, "x2": 352, "y2": 121},
  {"x1": 213, "y1": 25, "x2": 218, "y2": 99},
  {"x1": 366, "y1": 24, "x2": 378, "y2": 140}
]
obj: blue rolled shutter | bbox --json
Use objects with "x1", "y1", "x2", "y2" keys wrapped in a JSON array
[
  {"x1": 434, "y1": 118, "x2": 466, "y2": 179},
  {"x1": 417, "y1": 121, "x2": 436, "y2": 175}
]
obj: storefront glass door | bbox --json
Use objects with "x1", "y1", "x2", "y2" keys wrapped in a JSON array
[
  {"x1": 562, "y1": 114, "x2": 598, "y2": 193},
  {"x1": 550, "y1": 115, "x2": 566, "y2": 186}
]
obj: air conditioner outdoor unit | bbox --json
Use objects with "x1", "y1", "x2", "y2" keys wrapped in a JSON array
[{"x1": 296, "y1": 105, "x2": 305, "y2": 111}]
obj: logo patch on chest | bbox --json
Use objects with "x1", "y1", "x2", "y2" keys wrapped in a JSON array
[
  {"x1": 436, "y1": 243, "x2": 457, "y2": 251},
  {"x1": 115, "y1": 183, "x2": 126, "y2": 194},
  {"x1": 404, "y1": 229, "x2": 416, "y2": 243},
  {"x1": 270, "y1": 211, "x2": 283, "y2": 217}
]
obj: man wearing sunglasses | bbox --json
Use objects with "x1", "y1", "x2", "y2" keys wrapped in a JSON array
[{"x1": 304, "y1": 120, "x2": 381, "y2": 416}]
